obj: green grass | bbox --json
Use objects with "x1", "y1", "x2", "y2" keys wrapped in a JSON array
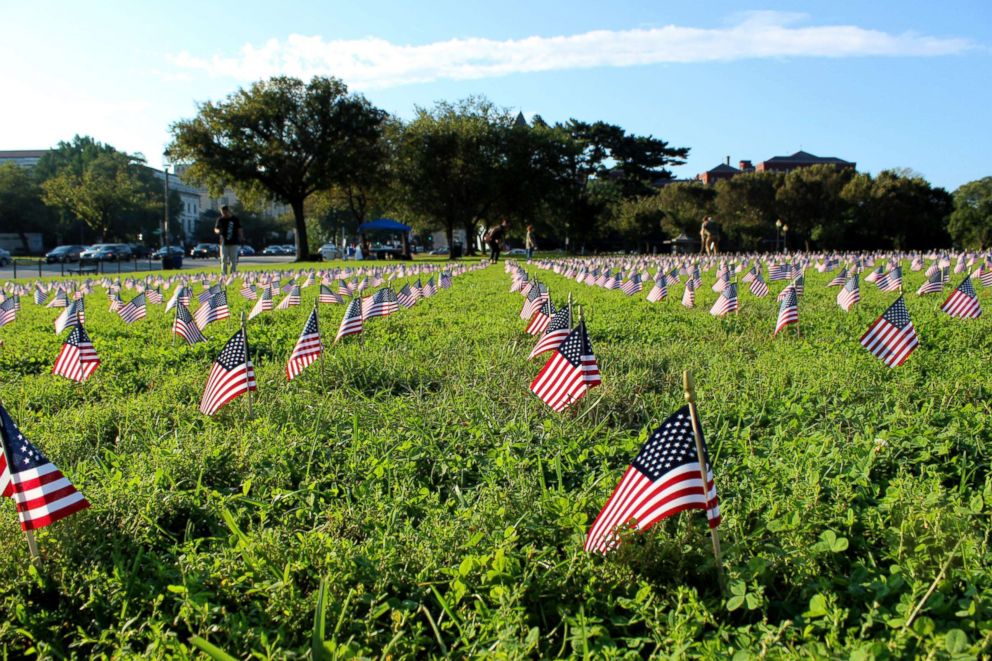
[{"x1": 0, "y1": 260, "x2": 989, "y2": 659}]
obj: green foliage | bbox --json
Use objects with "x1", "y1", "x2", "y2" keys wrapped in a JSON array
[
  {"x1": 0, "y1": 261, "x2": 989, "y2": 657},
  {"x1": 948, "y1": 176, "x2": 992, "y2": 250},
  {"x1": 167, "y1": 76, "x2": 389, "y2": 259},
  {"x1": 0, "y1": 163, "x2": 55, "y2": 246}
]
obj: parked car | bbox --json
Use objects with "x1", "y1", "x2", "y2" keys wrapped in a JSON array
[
  {"x1": 281, "y1": 244, "x2": 296, "y2": 255},
  {"x1": 261, "y1": 245, "x2": 287, "y2": 256},
  {"x1": 0, "y1": 248, "x2": 10, "y2": 267},
  {"x1": 129, "y1": 244, "x2": 152, "y2": 259},
  {"x1": 429, "y1": 247, "x2": 449, "y2": 255},
  {"x1": 318, "y1": 243, "x2": 340, "y2": 260},
  {"x1": 190, "y1": 243, "x2": 219, "y2": 258},
  {"x1": 81, "y1": 244, "x2": 132, "y2": 261},
  {"x1": 506, "y1": 248, "x2": 527, "y2": 256},
  {"x1": 238, "y1": 245, "x2": 256, "y2": 256},
  {"x1": 152, "y1": 246, "x2": 185, "y2": 259},
  {"x1": 45, "y1": 245, "x2": 87, "y2": 263}
]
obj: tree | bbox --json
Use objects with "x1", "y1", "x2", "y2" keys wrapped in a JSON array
[
  {"x1": 167, "y1": 76, "x2": 388, "y2": 260},
  {"x1": 41, "y1": 151, "x2": 150, "y2": 241},
  {"x1": 841, "y1": 170, "x2": 951, "y2": 250},
  {"x1": 395, "y1": 97, "x2": 511, "y2": 257},
  {"x1": 948, "y1": 177, "x2": 992, "y2": 249},
  {"x1": 714, "y1": 172, "x2": 782, "y2": 250},
  {"x1": 775, "y1": 165, "x2": 855, "y2": 250}
]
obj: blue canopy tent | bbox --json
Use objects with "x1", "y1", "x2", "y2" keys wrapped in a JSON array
[{"x1": 357, "y1": 218, "x2": 413, "y2": 260}]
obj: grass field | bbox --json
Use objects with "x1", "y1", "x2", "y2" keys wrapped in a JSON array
[{"x1": 0, "y1": 259, "x2": 989, "y2": 659}]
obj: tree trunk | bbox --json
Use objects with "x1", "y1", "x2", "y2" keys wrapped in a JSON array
[
  {"x1": 445, "y1": 220, "x2": 455, "y2": 261},
  {"x1": 291, "y1": 198, "x2": 309, "y2": 261}
]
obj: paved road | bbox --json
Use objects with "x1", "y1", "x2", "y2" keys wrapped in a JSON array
[{"x1": 0, "y1": 256, "x2": 299, "y2": 279}]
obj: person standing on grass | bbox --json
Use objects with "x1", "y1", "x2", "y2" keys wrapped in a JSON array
[
  {"x1": 485, "y1": 218, "x2": 509, "y2": 263},
  {"x1": 214, "y1": 205, "x2": 244, "y2": 275},
  {"x1": 525, "y1": 224, "x2": 538, "y2": 260}
]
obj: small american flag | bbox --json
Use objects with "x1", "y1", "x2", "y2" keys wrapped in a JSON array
[
  {"x1": 876, "y1": 266, "x2": 902, "y2": 292},
  {"x1": 173, "y1": 302, "x2": 207, "y2": 344},
  {"x1": 439, "y1": 272, "x2": 452, "y2": 289},
  {"x1": 248, "y1": 287, "x2": 273, "y2": 320},
  {"x1": 0, "y1": 298, "x2": 15, "y2": 328},
  {"x1": 529, "y1": 305, "x2": 571, "y2": 360},
  {"x1": 276, "y1": 285, "x2": 301, "y2": 310},
  {"x1": 146, "y1": 288, "x2": 163, "y2": 305},
  {"x1": 423, "y1": 277, "x2": 437, "y2": 297},
  {"x1": 337, "y1": 279, "x2": 353, "y2": 297},
  {"x1": 916, "y1": 270, "x2": 945, "y2": 296},
  {"x1": 709, "y1": 283, "x2": 738, "y2": 317},
  {"x1": 166, "y1": 284, "x2": 191, "y2": 311},
  {"x1": 319, "y1": 284, "x2": 343, "y2": 304},
  {"x1": 33, "y1": 287, "x2": 45, "y2": 305},
  {"x1": 837, "y1": 274, "x2": 860, "y2": 311},
  {"x1": 860, "y1": 296, "x2": 918, "y2": 368},
  {"x1": 827, "y1": 267, "x2": 848, "y2": 287},
  {"x1": 54, "y1": 298, "x2": 85, "y2": 333},
  {"x1": 195, "y1": 291, "x2": 230, "y2": 329},
  {"x1": 584, "y1": 405, "x2": 719, "y2": 553},
  {"x1": 529, "y1": 321, "x2": 601, "y2": 412},
  {"x1": 286, "y1": 309, "x2": 323, "y2": 380},
  {"x1": 240, "y1": 282, "x2": 258, "y2": 300},
  {"x1": 0, "y1": 404, "x2": 89, "y2": 531},
  {"x1": 768, "y1": 263, "x2": 790, "y2": 281},
  {"x1": 682, "y1": 279, "x2": 696, "y2": 308},
  {"x1": 52, "y1": 324, "x2": 100, "y2": 382},
  {"x1": 749, "y1": 271, "x2": 769, "y2": 297},
  {"x1": 520, "y1": 282, "x2": 547, "y2": 320},
  {"x1": 117, "y1": 293, "x2": 147, "y2": 324},
  {"x1": 525, "y1": 298, "x2": 556, "y2": 335},
  {"x1": 46, "y1": 289, "x2": 69, "y2": 308},
  {"x1": 774, "y1": 286, "x2": 799, "y2": 336},
  {"x1": 941, "y1": 277, "x2": 982, "y2": 319},
  {"x1": 646, "y1": 277, "x2": 667, "y2": 303},
  {"x1": 620, "y1": 273, "x2": 643, "y2": 296},
  {"x1": 200, "y1": 329, "x2": 256, "y2": 416},
  {"x1": 363, "y1": 288, "x2": 399, "y2": 320},
  {"x1": 396, "y1": 284, "x2": 416, "y2": 309},
  {"x1": 335, "y1": 298, "x2": 364, "y2": 342}
]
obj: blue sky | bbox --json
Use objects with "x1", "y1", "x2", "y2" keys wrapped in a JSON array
[{"x1": 2, "y1": 1, "x2": 989, "y2": 190}]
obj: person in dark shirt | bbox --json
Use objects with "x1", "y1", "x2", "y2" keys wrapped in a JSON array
[
  {"x1": 214, "y1": 205, "x2": 244, "y2": 274},
  {"x1": 485, "y1": 219, "x2": 509, "y2": 263}
]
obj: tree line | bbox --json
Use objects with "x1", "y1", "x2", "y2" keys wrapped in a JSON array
[{"x1": 2, "y1": 75, "x2": 990, "y2": 257}]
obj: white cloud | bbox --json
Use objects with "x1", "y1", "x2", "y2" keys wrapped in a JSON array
[{"x1": 169, "y1": 12, "x2": 975, "y2": 89}]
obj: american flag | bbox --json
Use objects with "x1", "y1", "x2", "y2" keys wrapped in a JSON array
[
  {"x1": 52, "y1": 324, "x2": 100, "y2": 382},
  {"x1": 46, "y1": 289, "x2": 68, "y2": 308},
  {"x1": 335, "y1": 298, "x2": 363, "y2": 342},
  {"x1": 0, "y1": 404, "x2": 89, "y2": 531},
  {"x1": 198, "y1": 283, "x2": 218, "y2": 304},
  {"x1": 941, "y1": 277, "x2": 982, "y2": 319},
  {"x1": 33, "y1": 286, "x2": 46, "y2": 305},
  {"x1": 423, "y1": 277, "x2": 437, "y2": 297},
  {"x1": 620, "y1": 273, "x2": 643, "y2": 296},
  {"x1": 916, "y1": 270, "x2": 945, "y2": 295},
  {"x1": 396, "y1": 284, "x2": 416, "y2": 309},
  {"x1": 286, "y1": 309, "x2": 323, "y2": 380},
  {"x1": 117, "y1": 293, "x2": 147, "y2": 324},
  {"x1": 439, "y1": 271, "x2": 452, "y2": 289},
  {"x1": 173, "y1": 301, "x2": 207, "y2": 344},
  {"x1": 0, "y1": 298, "x2": 16, "y2": 328},
  {"x1": 691, "y1": 265, "x2": 702, "y2": 289},
  {"x1": 276, "y1": 285, "x2": 301, "y2": 310},
  {"x1": 741, "y1": 265, "x2": 757, "y2": 284},
  {"x1": 363, "y1": 288, "x2": 399, "y2": 320},
  {"x1": 709, "y1": 283, "x2": 738, "y2": 317},
  {"x1": 646, "y1": 277, "x2": 667, "y2": 303},
  {"x1": 337, "y1": 279, "x2": 353, "y2": 297},
  {"x1": 525, "y1": 298, "x2": 556, "y2": 335},
  {"x1": 529, "y1": 321, "x2": 601, "y2": 412},
  {"x1": 166, "y1": 284, "x2": 191, "y2": 311},
  {"x1": 520, "y1": 283, "x2": 548, "y2": 320},
  {"x1": 248, "y1": 287, "x2": 273, "y2": 320},
  {"x1": 749, "y1": 271, "x2": 769, "y2": 297},
  {"x1": 194, "y1": 290, "x2": 230, "y2": 329},
  {"x1": 827, "y1": 267, "x2": 848, "y2": 287},
  {"x1": 682, "y1": 279, "x2": 696, "y2": 308},
  {"x1": 107, "y1": 291, "x2": 123, "y2": 313},
  {"x1": 864, "y1": 264, "x2": 884, "y2": 283},
  {"x1": 199, "y1": 329, "x2": 256, "y2": 416},
  {"x1": 528, "y1": 305, "x2": 571, "y2": 360},
  {"x1": 712, "y1": 267, "x2": 729, "y2": 292},
  {"x1": 774, "y1": 286, "x2": 799, "y2": 336},
  {"x1": 860, "y1": 296, "x2": 918, "y2": 368},
  {"x1": 240, "y1": 282, "x2": 258, "y2": 300},
  {"x1": 876, "y1": 266, "x2": 902, "y2": 292},
  {"x1": 976, "y1": 264, "x2": 992, "y2": 288},
  {"x1": 584, "y1": 405, "x2": 719, "y2": 553},
  {"x1": 319, "y1": 284, "x2": 343, "y2": 304},
  {"x1": 54, "y1": 298, "x2": 85, "y2": 333},
  {"x1": 145, "y1": 287, "x2": 163, "y2": 305},
  {"x1": 837, "y1": 274, "x2": 860, "y2": 311},
  {"x1": 768, "y1": 263, "x2": 790, "y2": 281}
]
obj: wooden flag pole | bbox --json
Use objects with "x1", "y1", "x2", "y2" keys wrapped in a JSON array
[
  {"x1": 241, "y1": 311, "x2": 253, "y2": 418},
  {"x1": 682, "y1": 370, "x2": 724, "y2": 580},
  {"x1": 567, "y1": 292, "x2": 573, "y2": 327},
  {"x1": 315, "y1": 300, "x2": 326, "y2": 382},
  {"x1": 0, "y1": 409, "x2": 42, "y2": 566}
]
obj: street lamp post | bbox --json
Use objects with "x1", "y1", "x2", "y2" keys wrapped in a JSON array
[
  {"x1": 775, "y1": 219, "x2": 782, "y2": 252},
  {"x1": 782, "y1": 224, "x2": 789, "y2": 253}
]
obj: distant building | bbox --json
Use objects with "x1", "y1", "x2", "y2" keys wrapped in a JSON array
[
  {"x1": 0, "y1": 149, "x2": 48, "y2": 168},
  {"x1": 697, "y1": 151, "x2": 854, "y2": 184},
  {"x1": 149, "y1": 168, "x2": 202, "y2": 244},
  {"x1": 171, "y1": 163, "x2": 290, "y2": 222},
  {"x1": 756, "y1": 150, "x2": 855, "y2": 173}
]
